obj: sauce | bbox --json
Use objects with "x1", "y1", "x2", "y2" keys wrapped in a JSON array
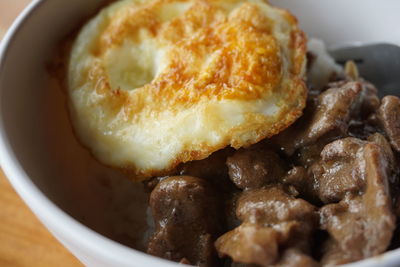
[{"x1": 39, "y1": 72, "x2": 151, "y2": 251}]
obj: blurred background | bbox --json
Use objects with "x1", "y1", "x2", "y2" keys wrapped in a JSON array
[{"x1": 0, "y1": 1, "x2": 81, "y2": 266}]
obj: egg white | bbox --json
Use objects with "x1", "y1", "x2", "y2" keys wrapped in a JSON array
[{"x1": 68, "y1": 0, "x2": 307, "y2": 178}]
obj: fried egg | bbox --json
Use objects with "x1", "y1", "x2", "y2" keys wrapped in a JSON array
[{"x1": 68, "y1": 0, "x2": 307, "y2": 178}]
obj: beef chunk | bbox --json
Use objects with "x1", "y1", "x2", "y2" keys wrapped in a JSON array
[
  {"x1": 179, "y1": 148, "x2": 235, "y2": 190},
  {"x1": 369, "y1": 133, "x2": 400, "y2": 216},
  {"x1": 293, "y1": 140, "x2": 327, "y2": 168},
  {"x1": 302, "y1": 81, "x2": 361, "y2": 143},
  {"x1": 274, "y1": 82, "x2": 363, "y2": 156},
  {"x1": 376, "y1": 96, "x2": 400, "y2": 152},
  {"x1": 275, "y1": 79, "x2": 380, "y2": 164},
  {"x1": 368, "y1": 133, "x2": 396, "y2": 172},
  {"x1": 216, "y1": 223, "x2": 281, "y2": 266},
  {"x1": 346, "y1": 80, "x2": 380, "y2": 139},
  {"x1": 319, "y1": 142, "x2": 396, "y2": 265},
  {"x1": 310, "y1": 135, "x2": 397, "y2": 204},
  {"x1": 282, "y1": 166, "x2": 307, "y2": 194},
  {"x1": 282, "y1": 166, "x2": 319, "y2": 203},
  {"x1": 226, "y1": 148, "x2": 286, "y2": 190},
  {"x1": 236, "y1": 187, "x2": 316, "y2": 225},
  {"x1": 147, "y1": 176, "x2": 221, "y2": 266},
  {"x1": 324, "y1": 65, "x2": 380, "y2": 119},
  {"x1": 215, "y1": 187, "x2": 317, "y2": 266},
  {"x1": 145, "y1": 149, "x2": 235, "y2": 193},
  {"x1": 357, "y1": 80, "x2": 380, "y2": 119},
  {"x1": 179, "y1": 148, "x2": 241, "y2": 233},
  {"x1": 271, "y1": 249, "x2": 320, "y2": 267},
  {"x1": 309, "y1": 138, "x2": 367, "y2": 203}
]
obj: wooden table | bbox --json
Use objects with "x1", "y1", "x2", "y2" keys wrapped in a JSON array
[{"x1": 0, "y1": 1, "x2": 82, "y2": 266}]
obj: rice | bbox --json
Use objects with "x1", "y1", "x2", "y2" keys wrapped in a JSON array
[{"x1": 307, "y1": 38, "x2": 343, "y2": 89}]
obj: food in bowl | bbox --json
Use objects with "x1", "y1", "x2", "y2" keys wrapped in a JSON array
[
  {"x1": 61, "y1": 0, "x2": 400, "y2": 266},
  {"x1": 67, "y1": 0, "x2": 306, "y2": 178}
]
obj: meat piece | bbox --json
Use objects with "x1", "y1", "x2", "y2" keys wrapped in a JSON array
[
  {"x1": 226, "y1": 148, "x2": 286, "y2": 190},
  {"x1": 271, "y1": 249, "x2": 320, "y2": 267},
  {"x1": 215, "y1": 187, "x2": 317, "y2": 266},
  {"x1": 282, "y1": 167, "x2": 307, "y2": 187},
  {"x1": 179, "y1": 148, "x2": 244, "y2": 237},
  {"x1": 281, "y1": 166, "x2": 306, "y2": 197},
  {"x1": 300, "y1": 82, "x2": 360, "y2": 145},
  {"x1": 219, "y1": 222, "x2": 319, "y2": 267},
  {"x1": 368, "y1": 133, "x2": 395, "y2": 172},
  {"x1": 318, "y1": 142, "x2": 395, "y2": 265},
  {"x1": 357, "y1": 80, "x2": 380, "y2": 119},
  {"x1": 236, "y1": 187, "x2": 316, "y2": 225},
  {"x1": 369, "y1": 133, "x2": 400, "y2": 216},
  {"x1": 216, "y1": 223, "x2": 281, "y2": 266},
  {"x1": 346, "y1": 80, "x2": 380, "y2": 139},
  {"x1": 376, "y1": 96, "x2": 400, "y2": 152},
  {"x1": 274, "y1": 82, "x2": 363, "y2": 156},
  {"x1": 274, "y1": 79, "x2": 379, "y2": 163},
  {"x1": 147, "y1": 176, "x2": 222, "y2": 266},
  {"x1": 178, "y1": 148, "x2": 235, "y2": 186},
  {"x1": 325, "y1": 69, "x2": 380, "y2": 119},
  {"x1": 309, "y1": 138, "x2": 367, "y2": 203},
  {"x1": 282, "y1": 166, "x2": 319, "y2": 203},
  {"x1": 294, "y1": 140, "x2": 327, "y2": 168},
  {"x1": 310, "y1": 135, "x2": 398, "y2": 204},
  {"x1": 179, "y1": 148, "x2": 241, "y2": 233},
  {"x1": 145, "y1": 149, "x2": 235, "y2": 193}
]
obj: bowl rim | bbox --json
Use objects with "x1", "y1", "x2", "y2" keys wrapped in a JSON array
[
  {"x1": 0, "y1": 1, "x2": 399, "y2": 267},
  {"x1": 0, "y1": 1, "x2": 179, "y2": 266}
]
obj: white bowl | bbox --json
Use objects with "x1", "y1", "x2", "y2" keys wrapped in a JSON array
[{"x1": 0, "y1": 1, "x2": 399, "y2": 266}]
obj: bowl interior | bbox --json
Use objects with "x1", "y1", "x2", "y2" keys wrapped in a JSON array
[
  {"x1": 1, "y1": 0, "x2": 400, "y2": 266},
  {"x1": 0, "y1": 0, "x2": 153, "y2": 250}
]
